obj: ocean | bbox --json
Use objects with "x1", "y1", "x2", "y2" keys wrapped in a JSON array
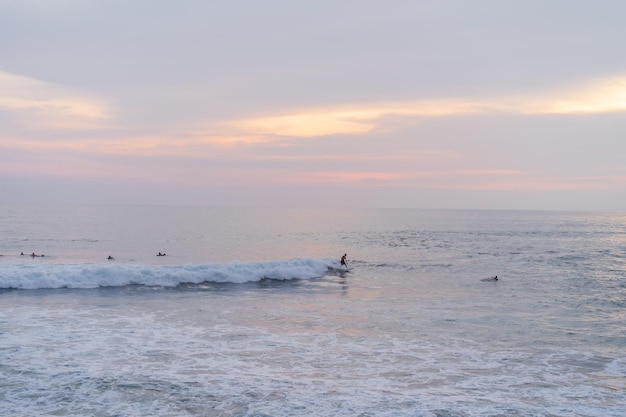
[{"x1": 1, "y1": 205, "x2": 624, "y2": 416}]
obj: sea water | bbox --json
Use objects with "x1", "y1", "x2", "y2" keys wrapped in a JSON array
[{"x1": 0, "y1": 206, "x2": 624, "y2": 416}]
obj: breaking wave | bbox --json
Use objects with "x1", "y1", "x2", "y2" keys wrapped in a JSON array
[{"x1": 0, "y1": 258, "x2": 339, "y2": 290}]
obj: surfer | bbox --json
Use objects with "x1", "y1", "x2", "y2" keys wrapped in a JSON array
[
  {"x1": 481, "y1": 275, "x2": 498, "y2": 282},
  {"x1": 340, "y1": 254, "x2": 348, "y2": 267},
  {"x1": 107, "y1": 255, "x2": 114, "y2": 260},
  {"x1": 157, "y1": 252, "x2": 166, "y2": 256}
]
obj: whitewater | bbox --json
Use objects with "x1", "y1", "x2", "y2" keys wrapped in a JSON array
[
  {"x1": 1, "y1": 205, "x2": 625, "y2": 416},
  {"x1": 0, "y1": 258, "x2": 338, "y2": 289}
]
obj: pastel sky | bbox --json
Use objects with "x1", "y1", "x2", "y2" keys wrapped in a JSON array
[{"x1": 2, "y1": 0, "x2": 626, "y2": 210}]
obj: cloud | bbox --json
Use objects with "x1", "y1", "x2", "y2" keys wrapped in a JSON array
[
  {"x1": 221, "y1": 74, "x2": 626, "y2": 138},
  {"x1": 0, "y1": 70, "x2": 111, "y2": 129},
  {"x1": 530, "y1": 76, "x2": 626, "y2": 115},
  {"x1": 225, "y1": 100, "x2": 483, "y2": 138},
  {"x1": 2, "y1": 67, "x2": 624, "y2": 201}
]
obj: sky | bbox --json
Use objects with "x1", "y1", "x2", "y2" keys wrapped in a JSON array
[{"x1": 1, "y1": 0, "x2": 626, "y2": 210}]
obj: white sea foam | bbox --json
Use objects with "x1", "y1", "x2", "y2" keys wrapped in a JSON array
[{"x1": 0, "y1": 258, "x2": 339, "y2": 289}]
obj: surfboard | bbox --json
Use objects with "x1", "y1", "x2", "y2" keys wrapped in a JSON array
[{"x1": 329, "y1": 266, "x2": 353, "y2": 273}]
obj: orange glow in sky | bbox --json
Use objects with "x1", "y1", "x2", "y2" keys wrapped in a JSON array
[{"x1": 2, "y1": 2, "x2": 626, "y2": 209}]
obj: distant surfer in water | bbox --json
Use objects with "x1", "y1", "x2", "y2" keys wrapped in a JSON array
[
  {"x1": 340, "y1": 254, "x2": 348, "y2": 268},
  {"x1": 107, "y1": 255, "x2": 114, "y2": 260},
  {"x1": 481, "y1": 275, "x2": 498, "y2": 282}
]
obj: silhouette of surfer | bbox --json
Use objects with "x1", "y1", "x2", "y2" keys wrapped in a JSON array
[
  {"x1": 340, "y1": 254, "x2": 348, "y2": 268},
  {"x1": 107, "y1": 255, "x2": 114, "y2": 260}
]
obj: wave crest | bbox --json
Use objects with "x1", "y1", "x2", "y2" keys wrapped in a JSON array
[{"x1": 0, "y1": 258, "x2": 339, "y2": 290}]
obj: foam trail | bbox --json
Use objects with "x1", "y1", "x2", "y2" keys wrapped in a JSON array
[{"x1": 0, "y1": 258, "x2": 339, "y2": 289}]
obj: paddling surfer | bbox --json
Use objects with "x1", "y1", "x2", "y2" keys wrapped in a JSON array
[{"x1": 481, "y1": 275, "x2": 498, "y2": 282}]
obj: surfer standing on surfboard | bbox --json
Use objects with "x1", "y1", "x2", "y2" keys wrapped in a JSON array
[{"x1": 340, "y1": 254, "x2": 348, "y2": 267}]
